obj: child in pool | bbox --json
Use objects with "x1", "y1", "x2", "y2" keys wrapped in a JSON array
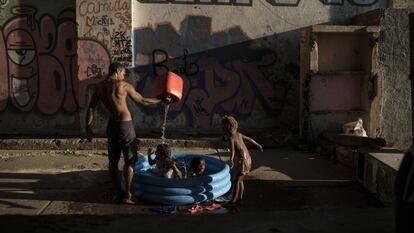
[
  {"x1": 147, "y1": 143, "x2": 182, "y2": 179},
  {"x1": 190, "y1": 157, "x2": 206, "y2": 177},
  {"x1": 221, "y1": 115, "x2": 263, "y2": 206}
]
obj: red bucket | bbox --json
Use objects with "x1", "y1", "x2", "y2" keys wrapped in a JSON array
[{"x1": 154, "y1": 72, "x2": 183, "y2": 103}]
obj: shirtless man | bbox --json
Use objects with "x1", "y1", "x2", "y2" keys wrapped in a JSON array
[{"x1": 86, "y1": 62, "x2": 170, "y2": 204}]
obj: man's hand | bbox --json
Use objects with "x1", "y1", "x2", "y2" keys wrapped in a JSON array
[
  {"x1": 147, "y1": 148, "x2": 154, "y2": 156},
  {"x1": 229, "y1": 160, "x2": 234, "y2": 169},
  {"x1": 163, "y1": 95, "x2": 173, "y2": 104}
]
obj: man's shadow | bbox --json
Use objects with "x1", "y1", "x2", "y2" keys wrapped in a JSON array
[{"x1": 0, "y1": 170, "x2": 115, "y2": 205}]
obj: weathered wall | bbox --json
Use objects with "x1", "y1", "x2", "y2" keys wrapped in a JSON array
[
  {"x1": 0, "y1": 0, "x2": 111, "y2": 135},
  {"x1": 0, "y1": 0, "x2": 388, "y2": 137},
  {"x1": 377, "y1": 9, "x2": 413, "y2": 150},
  {"x1": 77, "y1": 0, "x2": 132, "y2": 67},
  {"x1": 354, "y1": 9, "x2": 414, "y2": 150},
  {"x1": 126, "y1": 0, "x2": 387, "y2": 137}
]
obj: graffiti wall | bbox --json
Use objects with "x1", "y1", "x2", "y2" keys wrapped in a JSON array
[
  {"x1": 0, "y1": 0, "x2": 387, "y2": 136},
  {"x1": 131, "y1": 0, "x2": 387, "y2": 131},
  {"x1": 0, "y1": 0, "x2": 110, "y2": 135},
  {"x1": 77, "y1": 0, "x2": 132, "y2": 67}
]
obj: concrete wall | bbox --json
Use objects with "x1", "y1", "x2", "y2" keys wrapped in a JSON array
[
  {"x1": 354, "y1": 9, "x2": 414, "y2": 151},
  {"x1": 77, "y1": 0, "x2": 132, "y2": 67},
  {"x1": 0, "y1": 0, "x2": 387, "y2": 137},
  {"x1": 125, "y1": 0, "x2": 387, "y2": 138},
  {"x1": 0, "y1": 0, "x2": 111, "y2": 136}
]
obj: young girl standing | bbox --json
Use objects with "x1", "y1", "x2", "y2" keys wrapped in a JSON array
[{"x1": 221, "y1": 115, "x2": 263, "y2": 206}]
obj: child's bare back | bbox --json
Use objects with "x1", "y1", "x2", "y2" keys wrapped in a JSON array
[{"x1": 229, "y1": 132, "x2": 263, "y2": 175}]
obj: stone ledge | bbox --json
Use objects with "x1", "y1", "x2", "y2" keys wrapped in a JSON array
[
  {"x1": 358, "y1": 149, "x2": 404, "y2": 205},
  {"x1": 0, "y1": 138, "x2": 226, "y2": 150}
]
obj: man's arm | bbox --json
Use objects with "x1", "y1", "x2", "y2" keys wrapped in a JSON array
[
  {"x1": 124, "y1": 83, "x2": 162, "y2": 106},
  {"x1": 85, "y1": 89, "x2": 99, "y2": 140}
]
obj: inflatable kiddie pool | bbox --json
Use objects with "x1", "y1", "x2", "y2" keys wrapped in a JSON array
[{"x1": 133, "y1": 153, "x2": 231, "y2": 205}]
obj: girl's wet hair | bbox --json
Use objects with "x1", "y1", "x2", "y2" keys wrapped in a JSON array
[
  {"x1": 191, "y1": 157, "x2": 205, "y2": 172},
  {"x1": 156, "y1": 143, "x2": 171, "y2": 157},
  {"x1": 221, "y1": 115, "x2": 238, "y2": 134}
]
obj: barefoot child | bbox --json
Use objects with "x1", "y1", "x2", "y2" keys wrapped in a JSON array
[
  {"x1": 221, "y1": 115, "x2": 263, "y2": 206},
  {"x1": 148, "y1": 143, "x2": 183, "y2": 179}
]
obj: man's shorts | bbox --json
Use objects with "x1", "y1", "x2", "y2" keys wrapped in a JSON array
[{"x1": 106, "y1": 120, "x2": 138, "y2": 165}]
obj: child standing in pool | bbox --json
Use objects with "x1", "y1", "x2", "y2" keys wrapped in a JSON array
[
  {"x1": 148, "y1": 143, "x2": 183, "y2": 179},
  {"x1": 221, "y1": 115, "x2": 263, "y2": 206}
]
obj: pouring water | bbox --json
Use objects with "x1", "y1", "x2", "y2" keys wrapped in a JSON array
[{"x1": 161, "y1": 104, "x2": 170, "y2": 144}]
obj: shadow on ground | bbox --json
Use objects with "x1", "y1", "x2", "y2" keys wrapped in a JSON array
[
  {"x1": 0, "y1": 171, "x2": 114, "y2": 204},
  {"x1": 0, "y1": 171, "x2": 383, "y2": 211}
]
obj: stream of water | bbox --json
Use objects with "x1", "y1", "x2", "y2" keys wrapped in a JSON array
[{"x1": 161, "y1": 104, "x2": 170, "y2": 144}]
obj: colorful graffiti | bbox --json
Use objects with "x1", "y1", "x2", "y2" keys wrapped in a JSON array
[
  {"x1": 135, "y1": 0, "x2": 252, "y2": 5},
  {"x1": 0, "y1": 6, "x2": 110, "y2": 114},
  {"x1": 78, "y1": 0, "x2": 132, "y2": 67},
  {"x1": 152, "y1": 49, "x2": 199, "y2": 76},
  {"x1": 136, "y1": 0, "x2": 379, "y2": 6},
  {"x1": 134, "y1": 16, "x2": 292, "y2": 128},
  {"x1": 0, "y1": 0, "x2": 8, "y2": 21}
]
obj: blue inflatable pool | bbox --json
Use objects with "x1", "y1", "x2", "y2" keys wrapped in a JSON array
[{"x1": 133, "y1": 153, "x2": 231, "y2": 205}]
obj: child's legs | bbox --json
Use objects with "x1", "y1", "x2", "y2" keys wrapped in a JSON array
[
  {"x1": 239, "y1": 175, "x2": 245, "y2": 200},
  {"x1": 231, "y1": 174, "x2": 245, "y2": 204}
]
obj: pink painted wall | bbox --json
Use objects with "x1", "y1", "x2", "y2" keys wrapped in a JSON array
[
  {"x1": 310, "y1": 74, "x2": 362, "y2": 111},
  {"x1": 318, "y1": 33, "x2": 364, "y2": 72}
]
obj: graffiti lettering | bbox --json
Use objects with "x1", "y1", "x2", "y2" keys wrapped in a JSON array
[
  {"x1": 86, "y1": 64, "x2": 104, "y2": 78},
  {"x1": 79, "y1": 0, "x2": 129, "y2": 17},
  {"x1": 193, "y1": 96, "x2": 209, "y2": 117},
  {"x1": 136, "y1": 0, "x2": 252, "y2": 6},
  {"x1": 0, "y1": 0, "x2": 8, "y2": 9},
  {"x1": 78, "y1": 0, "x2": 132, "y2": 66},
  {"x1": 136, "y1": 0, "x2": 379, "y2": 6},
  {"x1": 265, "y1": 0, "x2": 379, "y2": 6},
  {"x1": 97, "y1": 15, "x2": 115, "y2": 26},
  {"x1": 179, "y1": 49, "x2": 199, "y2": 76},
  {"x1": 135, "y1": 16, "x2": 290, "y2": 127},
  {"x1": 115, "y1": 11, "x2": 131, "y2": 29},
  {"x1": 152, "y1": 49, "x2": 199, "y2": 76},
  {"x1": 0, "y1": 0, "x2": 8, "y2": 21},
  {"x1": 112, "y1": 27, "x2": 132, "y2": 67},
  {"x1": 347, "y1": 0, "x2": 378, "y2": 6},
  {"x1": 0, "y1": 6, "x2": 110, "y2": 114},
  {"x1": 152, "y1": 49, "x2": 169, "y2": 76}
]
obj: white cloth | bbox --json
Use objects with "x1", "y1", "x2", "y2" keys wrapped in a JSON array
[{"x1": 343, "y1": 118, "x2": 368, "y2": 137}]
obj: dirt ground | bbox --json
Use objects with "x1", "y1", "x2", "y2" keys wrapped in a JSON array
[{"x1": 0, "y1": 147, "x2": 394, "y2": 233}]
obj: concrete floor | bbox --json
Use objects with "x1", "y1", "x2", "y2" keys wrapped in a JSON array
[{"x1": 0, "y1": 147, "x2": 394, "y2": 233}]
